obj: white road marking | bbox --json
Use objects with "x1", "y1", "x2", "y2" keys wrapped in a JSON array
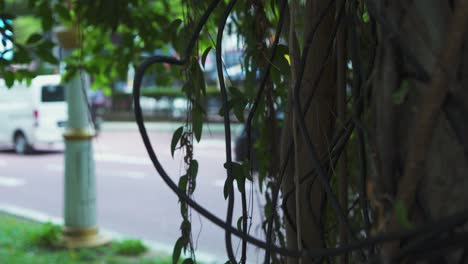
[
  {"x1": 0, "y1": 160, "x2": 7, "y2": 167},
  {"x1": 94, "y1": 153, "x2": 151, "y2": 165},
  {"x1": 103, "y1": 170, "x2": 146, "y2": 179},
  {"x1": 0, "y1": 176, "x2": 25, "y2": 187},
  {"x1": 46, "y1": 163, "x2": 146, "y2": 180}
]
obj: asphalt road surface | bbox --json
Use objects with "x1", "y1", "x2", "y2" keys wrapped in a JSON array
[{"x1": 0, "y1": 122, "x2": 266, "y2": 262}]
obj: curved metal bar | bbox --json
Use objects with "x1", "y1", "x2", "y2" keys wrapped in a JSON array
[{"x1": 215, "y1": 0, "x2": 239, "y2": 262}]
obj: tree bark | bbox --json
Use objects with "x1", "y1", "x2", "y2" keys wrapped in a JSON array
[
  {"x1": 370, "y1": 0, "x2": 468, "y2": 262},
  {"x1": 282, "y1": 1, "x2": 337, "y2": 263}
]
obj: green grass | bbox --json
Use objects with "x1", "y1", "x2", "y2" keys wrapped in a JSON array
[
  {"x1": 0, "y1": 213, "x2": 173, "y2": 264},
  {"x1": 114, "y1": 239, "x2": 148, "y2": 256}
]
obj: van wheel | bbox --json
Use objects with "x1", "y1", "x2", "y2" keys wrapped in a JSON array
[{"x1": 14, "y1": 133, "x2": 31, "y2": 154}]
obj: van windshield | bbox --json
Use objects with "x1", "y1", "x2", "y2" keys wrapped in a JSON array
[{"x1": 41, "y1": 85, "x2": 65, "y2": 102}]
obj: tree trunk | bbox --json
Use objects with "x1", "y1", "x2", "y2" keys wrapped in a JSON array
[
  {"x1": 282, "y1": 1, "x2": 337, "y2": 263},
  {"x1": 370, "y1": 0, "x2": 468, "y2": 262}
]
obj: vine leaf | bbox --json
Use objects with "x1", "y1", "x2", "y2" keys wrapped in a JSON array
[
  {"x1": 171, "y1": 126, "x2": 184, "y2": 157},
  {"x1": 393, "y1": 80, "x2": 410, "y2": 105},
  {"x1": 188, "y1": 160, "x2": 198, "y2": 194},
  {"x1": 180, "y1": 220, "x2": 191, "y2": 239},
  {"x1": 182, "y1": 259, "x2": 194, "y2": 264},
  {"x1": 178, "y1": 175, "x2": 188, "y2": 192},
  {"x1": 54, "y1": 3, "x2": 71, "y2": 22},
  {"x1": 194, "y1": 60, "x2": 206, "y2": 96},
  {"x1": 180, "y1": 200, "x2": 188, "y2": 219},
  {"x1": 234, "y1": 164, "x2": 246, "y2": 193},
  {"x1": 172, "y1": 237, "x2": 185, "y2": 264},
  {"x1": 223, "y1": 179, "x2": 230, "y2": 200},
  {"x1": 228, "y1": 86, "x2": 247, "y2": 122},
  {"x1": 237, "y1": 216, "x2": 243, "y2": 231},
  {"x1": 271, "y1": 44, "x2": 291, "y2": 86},
  {"x1": 3, "y1": 71, "x2": 14, "y2": 87},
  {"x1": 36, "y1": 41, "x2": 58, "y2": 64},
  {"x1": 193, "y1": 107, "x2": 203, "y2": 142},
  {"x1": 201, "y1": 46, "x2": 212, "y2": 68},
  {"x1": 394, "y1": 200, "x2": 414, "y2": 229},
  {"x1": 25, "y1": 33, "x2": 43, "y2": 45},
  {"x1": 224, "y1": 161, "x2": 247, "y2": 193},
  {"x1": 169, "y1": 18, "x2": 183, "y2": 43}
]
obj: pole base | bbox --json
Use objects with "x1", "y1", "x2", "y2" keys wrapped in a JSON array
[{"x1": 62, "y1": 226, "x2": 111, "y2": 249}]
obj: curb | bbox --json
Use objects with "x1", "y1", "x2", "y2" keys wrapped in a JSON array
[{"x1": 0, "y1": 203, "x2": 221, "y2": 264}]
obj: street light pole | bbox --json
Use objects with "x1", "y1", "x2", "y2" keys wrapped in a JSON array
[{"x1": 54, "y1": 26, "x2": 109, "y2": 248}]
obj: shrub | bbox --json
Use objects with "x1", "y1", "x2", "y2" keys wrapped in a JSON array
[
  {"x1": 113, "y1": 239, "x2": 148, "y2": 256},
  {"x1": 28, "y1": 222, "x2": 62, "y2": 249}
]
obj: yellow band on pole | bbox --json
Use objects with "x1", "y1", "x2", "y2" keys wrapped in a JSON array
[{"x1": 63, "y1": 128, "x2": 96, "y2": 140}]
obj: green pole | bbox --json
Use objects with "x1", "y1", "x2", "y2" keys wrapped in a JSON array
[{"x1": 55, "y1": 26, "x2": 109, "y2": 248}]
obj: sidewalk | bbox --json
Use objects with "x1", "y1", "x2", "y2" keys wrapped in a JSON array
[{"x1": 101, "y1": 121, "x2": 244, "y2": 135}]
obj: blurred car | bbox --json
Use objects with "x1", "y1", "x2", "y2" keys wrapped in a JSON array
[{"x1": 0, "y1": 75, "x2": 67, "y2": 154}]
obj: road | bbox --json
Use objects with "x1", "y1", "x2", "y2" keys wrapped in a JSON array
[{"x1": 0, "y1": 122, "x2": 266, "y2": 262}]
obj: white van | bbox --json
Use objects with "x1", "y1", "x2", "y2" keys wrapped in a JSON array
[{"x1": 0, "y1": 74, "x2": 67, "y2": 154}]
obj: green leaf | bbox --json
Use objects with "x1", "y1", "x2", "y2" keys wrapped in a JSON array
[
  {"x1": 63, "y1": 67, "x2": 78, "y2": 82},
  {"x1": 233, "y1": 99, "x2": 246, "y2": 122},
  {"x1": 180, "y1": 201, "x2": 188, "y2": 219},
  {"x1": 178, "y1": 175, "x2": 188, "y2": 192},
  {"x1": 37, "y1": 50, "x2": 58, "y2": 64},
  {"x1": 39, "y1": 3, "x2": 54, "y2": 30},
  {"x1": 169, "y1": 18, "x2": 183, "y2": 44},
  {"x1": 3, "y1": 71, "x2": 14, "y2": 87},
  {"x1": 182, "y1": 258, "x2": 195, "y2": 264},
  {"x1": 237, "y1": 216, "x2": 243, "y2": 231},
  {"x1": 224, "y1": 162, "x2": 247, "y2": 198},
  {"x1": 393, "y1": 80, "x2": 410, "y2": 105},
  {"x1": 54, "y1": 4, "x2": 71, "y2": 22},
  {"x1": 242, "y1": 161, "x2": 252, "y2": 181},
  {"x1": 26, "y1": 33, "x2": 43, "y2": 45},
  {"x1": 223, "y1": 162, "x2": 246, "y2": 193},
  {"x1": 11, "y1": 44, "x2": 30, "y2": 64},
  {"x1": 228, "y1": 86, "x2": 244, "y2": 99},
  {"x1": 233, "y1": 163, "x2": 246, "y2": 193},
  {"x1": 173, "y1": 24, "x2": 190, "y2": 54},
  {"x1": 172, "y1": 237, "x2": 185, "y2": 264},
  {"x1": 189, "y1": 160, "x2": 198, "y2": 178},
  {"x1": 201, "y1": 46, "x2": 212, "y2": 68},
  {"x1": 394, "y1": 200, "x2": 413, "y2": 229},
  {"x1": 218, "y1": 100, "x2": 234, "y2": 117},
  {"x1": 171, "y1": 126, "x2": 184, "y2": 157},
  {"x1": 192, "y1": 107, "x2": 203, "y2": 142},
  {"x1": 362, "y1": 11, "x2": 370, "y2": 23},
  {"x1": 223, "y1": 179, "x2": 230, "y2": 200},
  {"x1": 180, "y1": 220, "x2": 191, "y2": 239},
  {"x1": 227, "y1": 87, "x2": 247, "y2": 122},
  {"x1": 188, "y1": 160, "x2": 198, "y2": 194},
  {"x1": 194, "y1": 60, "x2": 206, "y2": 97}
]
